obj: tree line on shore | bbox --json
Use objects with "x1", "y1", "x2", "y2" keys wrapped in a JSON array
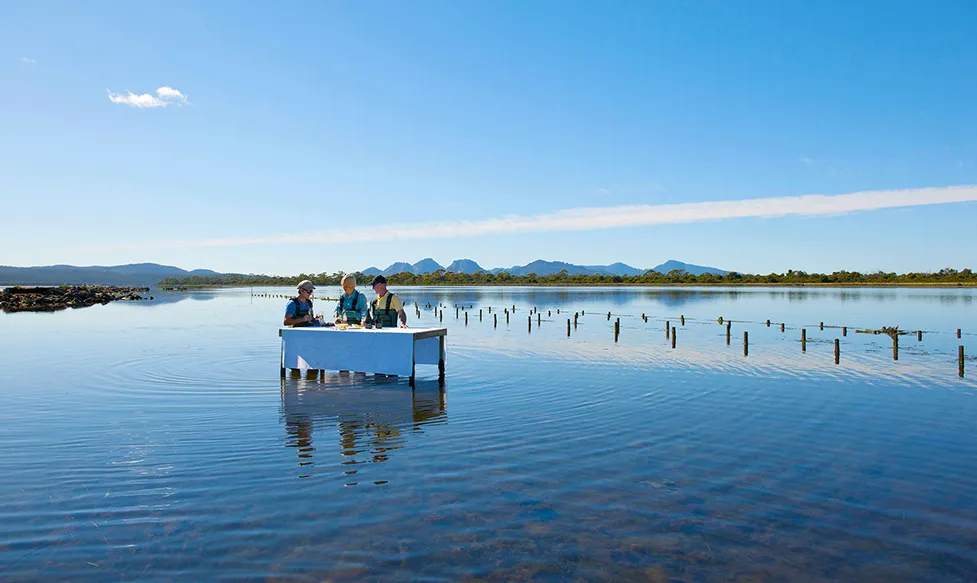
[{"x1": 159, "y1": 268, "x2": 977, "y2": 288}]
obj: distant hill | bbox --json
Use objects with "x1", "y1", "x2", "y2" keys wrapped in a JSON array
[
  {"x1": 0, "y1": 263, "x2": 222, "y2": 286},
  {"x1": 495, "y1": 260, "x2": 602, "y2": 276},
  {"x1": 360, "y1": 259, "x2": 730, "y2": 277},
  {"x1": 411, "y1": 258, "x2": 444, "y2": 274},
  {"x1": 445, "y1": 259, "x2": 485, "y2": 274},
  {"x1": 585, "y1": 262, "x2": 645, "y2": 276},
  {"x1": 650, "y1": 260, "x2": 728, "y2": 276},
  {"x1": 381, "y1": 262, "x2": 415, "y2": 276}
]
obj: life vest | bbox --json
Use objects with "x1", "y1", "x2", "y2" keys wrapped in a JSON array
[
  {"x1": 337, "y1": 290, "x2": 363, "y2": 324},
  {"x1": 372, "y1": 293, "x2": 399, "y2": 327},
  {"x1": 289, "y1": 297, "x2": 314, "y2": 327}
]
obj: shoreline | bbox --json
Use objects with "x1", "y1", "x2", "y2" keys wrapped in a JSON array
[{"x1": 161, "y1": 282, "x2": 977, "y2": 290}]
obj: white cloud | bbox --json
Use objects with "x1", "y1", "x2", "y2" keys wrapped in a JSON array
[
  {"x1": 107, "y1": 86, "x2": 189, "y2": 108},
  {"x1": 799, "y1": 156, "x2": 817, "y2": 167},
  {"x1": 155, "y1": 86, "x2": 187, "y2": 103},
  {"x1": 20, "y1": 57, "x2": 36, "y2": 64},
  {"x1": 103, "y1": 185, "x2": 977, "y2": 251}
]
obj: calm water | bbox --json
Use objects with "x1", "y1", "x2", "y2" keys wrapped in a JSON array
[{"x1": 2, "y1": 286, "x2": 976, "y2": 582}]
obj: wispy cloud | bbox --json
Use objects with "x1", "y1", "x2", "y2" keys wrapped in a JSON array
[
  {"x1": 107, "y1": 86, "x2": 189, "y2": 108},
  {"x1": 97, "y1": 185, "x2": 977, "y2": 251},
  {"x1": 20, "y1": 57, "x2": 36, "y2": 64},
  {"x1": 799, "y1": 156, "x2": 851, "y2": 175}
]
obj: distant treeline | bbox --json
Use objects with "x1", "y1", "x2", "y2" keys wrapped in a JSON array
[{"x1": 159, "y1": 268, "x2": 977, "y2": 288}]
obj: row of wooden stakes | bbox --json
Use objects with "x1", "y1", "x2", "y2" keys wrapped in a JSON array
[{"x1": 417, "y1": 303, "x2": 969, "y2": 378}]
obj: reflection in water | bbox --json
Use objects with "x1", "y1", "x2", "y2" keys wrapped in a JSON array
[
  {"x1": 3, "y1": 286, "x2": 976, "y2": 582},
  {"x1": 281, "y1": 377, "x2": 446, "y2": 480}
]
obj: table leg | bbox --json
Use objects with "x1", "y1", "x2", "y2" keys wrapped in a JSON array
[{"x1": 438, "y1": 334, "x2": 446, "y2": 386}]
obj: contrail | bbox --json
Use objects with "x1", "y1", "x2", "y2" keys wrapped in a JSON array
[{"x1": 103, "y1": 185, "x2": 977, "y2": 249}]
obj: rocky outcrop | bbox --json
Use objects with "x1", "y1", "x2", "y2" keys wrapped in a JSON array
[{"x1": 0, "y1": 286, "x2": 149, "y2": 312}]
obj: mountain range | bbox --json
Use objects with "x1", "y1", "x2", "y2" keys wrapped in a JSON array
[
  {"x1": 362, "y1": 259, "x2": 728, "y2": 277},
  {"x1": 0, "y1": 263, "x2": 221, "y2": 286},
  {"x1": 1, "y1": 259, "x2": 728, "y2": 286}
]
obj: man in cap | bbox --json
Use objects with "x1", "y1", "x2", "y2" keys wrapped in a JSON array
[
  {"x1": 284, "y1": 280, "x2": 319, "y2": 327},
  {"x1": 369, "y1": 275, "x2": 408, "y2": 328}
]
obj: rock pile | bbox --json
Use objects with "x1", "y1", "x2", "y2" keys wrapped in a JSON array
[{"x1": 0, "y1": 286, "x2": 149, "y2": 312}]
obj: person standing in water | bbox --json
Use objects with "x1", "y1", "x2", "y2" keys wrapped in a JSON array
[
  {"x1": 369, "y1": 275, "x2": 408, "y2": 328},
  {"x1": 334, "y1": 273, "x2": 368, "y2": 325},
  {"x1": 283, "y1": 280, "x2": 319, "y2": 327}
]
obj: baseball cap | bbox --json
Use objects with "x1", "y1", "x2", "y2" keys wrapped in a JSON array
[
  {"x1": 297, "y1": 280, "x2": 316, "y2": 291},
  {"x1": 369, "y1": 275, "x2": 387, "y2": 287}
]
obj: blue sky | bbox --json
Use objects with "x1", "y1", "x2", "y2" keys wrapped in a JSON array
[{"x1": 2, "y1": 0, "x2": 976, "y2": 275}]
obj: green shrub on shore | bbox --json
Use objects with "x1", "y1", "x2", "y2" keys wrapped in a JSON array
[{"x1": 159, "y1": 268, "x2": 977, "y2": 288}]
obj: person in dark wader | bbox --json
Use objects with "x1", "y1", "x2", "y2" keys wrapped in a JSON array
[
  {"x1": 334, "y1": 273, "x2": 368, "y2": 325},
  {"x1": 369, "y1": 275, "x2": 408, "y2": 328},
  {"x1": 283, "y1": 280, "x2": 319, "y2": 327}
]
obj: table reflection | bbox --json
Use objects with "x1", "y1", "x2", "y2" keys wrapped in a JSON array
[{"x1": 280, "y1": 376, "x2": 446, "y2": 479}]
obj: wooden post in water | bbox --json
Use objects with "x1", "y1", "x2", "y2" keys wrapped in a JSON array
[
  {"x1": 843, "y1": 327, "x2": 847, "y2": 337},
  {"x1": 488, "y1": 306, "x2": 492, "y2": 313},
  {"x1": 528, "y1": 315, "x2": 531, "y2": 332},
  {"x1": 567, "y1": 318, "x2": 571, "y2": 337},
  {"x1": 834, "y1": 339, "x2": 840, "y2": 364},
  {"x1": 506, "y1": 311, "x2": 510, "y2": 324},
  {"x1": 537, "y1": 313, "x2": 541, "y2": 326},
  {"x1": 456, "y1": 307, "x2": 459, "y2": 319},
  {"x1": 780, "y1": 323, "x2": 785, "y2": 333},
  {"x1": 614, "y1": 318, "x2": 620, "y2": 342},
  {"x1": 479, "y1": 309, "x2": 482, "y2": 321},
  {"x1": 743, "y1": 331, "x2": 748, "y2": 356},
  {"x1": 766, "y1": 319, "x2": 770, "y2": 327},
  {"x1": 607, "y1": 311, "x2": 611, "y2": 321},
  {"x1": 960, "y1": 346, "x2": 965, "y2": 377},
  {"x1": 439, "y1": 310, "x2": 443, "y2": 322},
  {"x1": 671, "y1": 327, "x2": 676, "y2": 349},
  {"x1": 464, "y1": 312, "x2": 468, "y2": 325},
  {"x1": 893, "y1": 335, "x2": 899, "y2": 361},
  {"x1": 666, "y1": 321, "x2": 670, "y2": 338},
  {"x1": 548, "y1": 310, "x2": 551, "y2": 317},
  {"x1": 582, "y1": 310, "x2": 585, "y2": 316},
  {"x1": 820, "y1": 322, "x2": 824, "y2": 331},
  {"x1": 726, "y1": 322, "x2": 731, "y2": 345},
  {"x1": 680, "y1": 315, "x2": 685, "y2": 326},
  {"x1": 801, "y1": 328, "x2": 807, "y2": 352},
  {"x1": 557, "y1": 309, "x2": 560, "y2": 314},
  {"x1": 958, "y1": 328, "x2": 962, "y2": 339},
  {"x1": 494, "y1": 313, "x2": 497, "y2": 328}
]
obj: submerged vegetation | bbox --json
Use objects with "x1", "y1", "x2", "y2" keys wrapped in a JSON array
[{"x1": 159, "y1": 268, "x2": 977, "y2": 288}]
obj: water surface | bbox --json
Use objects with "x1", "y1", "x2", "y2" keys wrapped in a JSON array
[{"x1": 2, "y1": 286, "x2": 976, "y2": 582}]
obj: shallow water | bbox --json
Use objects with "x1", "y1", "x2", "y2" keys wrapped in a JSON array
[{"x1": 1, "y1": 286, "x2": 976, "y2": 582}]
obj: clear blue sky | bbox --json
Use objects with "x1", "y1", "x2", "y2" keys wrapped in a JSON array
[{"x1": 2, "y1": 0, "x2": 976, "y2": 275}]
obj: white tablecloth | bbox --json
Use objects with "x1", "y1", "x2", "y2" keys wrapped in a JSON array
[{"x1": 281, "y1": 327, "x2": 446, "y2": 375}]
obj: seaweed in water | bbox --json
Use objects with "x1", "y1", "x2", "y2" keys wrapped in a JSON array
[{"x1": 855, "y1": 326, "x2": 907, "y2": 339}]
